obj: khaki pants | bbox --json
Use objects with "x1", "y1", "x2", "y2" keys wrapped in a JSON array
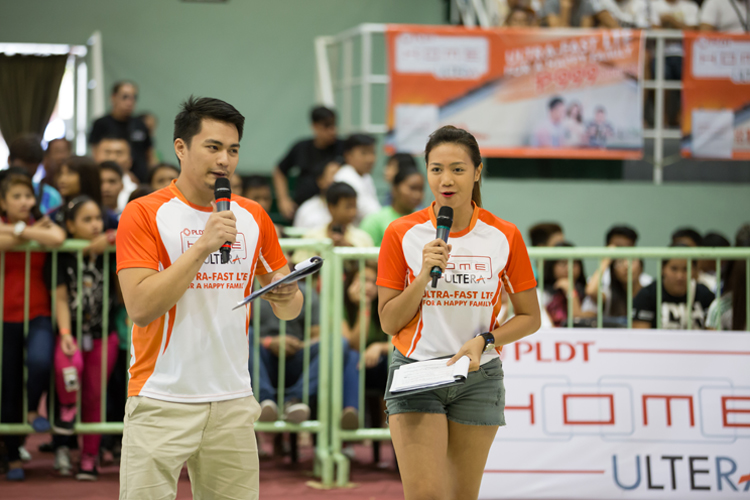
[{"x1": 119, "y1": 395, "x2": 262, "y2": 500}]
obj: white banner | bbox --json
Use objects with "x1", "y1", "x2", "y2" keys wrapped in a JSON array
[{"x1": 481, "y1": 329, "x2": 750, "y2": 499}]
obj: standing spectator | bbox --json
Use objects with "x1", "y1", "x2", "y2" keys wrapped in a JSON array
[
  {"x1": 93, "y1": 136, "x2": 138, "y2": 210},
  {"x1": 586, "y1": 107, "x2": 615, "y2": 147},
  {"x1": 361, "y1": 166, "x2": 425, "y2": 246},
  {"x1": 600, "y1": 0, "x2": 650, "y2": 26},
  {"x1": 0, "y1": 172, "x2": 66, "y2": 481},
  {"x1": 700, "y1": 0, "x2": 749, "y2": 32},
  {"x1": 148, "y1": 163, "x2": 180, "y2": 191},
  {"x1": 292, "y1": 182, "x2": 374, "y2": 264},
  {"x1": 100, "y1": 161, "x2": 124, "y2": 220},
  {"x1": 7, "y1": 134, "x2": 63, "y2": 215},
  {"x1": 563, "y1": 101, "x2": 587, "y2": 147},
  {"x1": 672, "y1": 227, "x2": 702, "y2": 246},
  {"x1": 632, "y1": 245, "x2": 715, "y2": 329},
  {"x1": 698, "y1": 231, "x2": 730, "y2": 293},
  {"x1": 88, "y1": 81, "x2": 153, "y2": 182},
  {"x1": 531, "y1": 97, "x2": 566, "y2": 147},
  {"x1": 41, "y1": 138, "x2": 72, "y2": 186},
  {"x1": 540, "y1": 0, "x2": 620, "y2": 26},
  {"x1": 529, "y1": 222, "x2": 565, "y2": 248},
  {"x1": 333, "y1": 134, "x2": 380, "y2": 224},
  {"x1": 50, "y1": 196, "x2": 119, "y2": 481},
  {"x1": 273, "y1": 106, "x2": 343, "y2": 220},
  {"x1": 293, "y1": 161, "x2": 338, "y2": 230}
]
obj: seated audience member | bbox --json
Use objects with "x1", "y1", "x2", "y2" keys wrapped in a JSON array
[
  {"x1": 100, "y1": 161, "x2": 125, "y2": 220},
  {"x1": 492, "y1": 0, "x2": 542, "y2": 24},
  {"x1": 600, "y1": 0, "x2": 649, "y2": 26},
  {"x1": 361, "y1": 166, "x2": 424, "y2": 246},
  {"x1": 505, "y1": 5, "x2": 539, "y2": 25},
  {"x1": 671, "y1": 227, "x2": 702, "y2": 247},
  {"x1": 632, "y1": 245, "x2": 715, "y2": 329},
  {"x1": 583, "y1": 258, "x2": 646, "y2": 324},
  {"x1": 50, "y1": 196, "x2": 119, "y2": 481},
  {"x1": 699, "y1": 0, "x2": 748, "y2": 32},
  {"x1": 539, "y1": 0, "x2": 619, "y2": 27},
  {"x1": 128, "y1": 185, "x2": 154, "y2": 203},
  {"x1": 248, "y1": 282, "x2": 323, "y2": 424},
  {"x1": 148, "y1": 162, "x2": 180, "y2": 191},
  {"x1": 586, "y1": 225, "x2": 653, "y2": 299},
  {"x1": 0, "y1": 172, "x2": 66, "y2": 481},
  {"x1": 41, "y1": 138, "x2": 72, "y2": 187},
  {"x1": 381, "y1": 153, "x2": 417, "y2": 206},
  {"x1": 273, "y1": 106, "x2": 343, "y2": 221},
  {"x1": 92, "y1": 136, "x2": 137, "y2": 210},
  {"x1": 292, "y1": 182, "x2": 374, "y2": 264},
  {"x1": 697, "y1": 231, "x2": 730, "y2": 293},
  {"x1": 529, "y1": 222, "x2": 565, "y2": 248},
  {"x1": 230, "y1": 171, "x2": 243, "y2": 195},
  {"x1": 293, "y1": 161, "x2": 338, "y2": 230},
  {"x1": 542, "y1": 242, "x2": 589, "y2": 327},
  {"x1": 88, "y1": 81, "x2": 152, "y2": 182},
  {"x1": 586, "y1": 107, "x2": 615, "y2": 147},
  {"x1": 242, "y1": 175, "x2": 273, "y2": 213},
  {"x1": 334, "y1": 134, "x2": 380, "y2": 225},
  {"x1": 706, "y1": 225, "x2": 750, "y2": 331},
  {"x1": 7, "y1": 134, "x2": 63, "y2": 215}
]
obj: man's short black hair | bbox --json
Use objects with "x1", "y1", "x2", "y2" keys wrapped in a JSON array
[
  {"x1": 343, "y1": 133, "x2": 376, "y2": 154},
  {"x1": 46, "y1": 138, "x2": 72, "y2": 154},
  {"x1": 326, "y1": 181, "x2": 357, "y2": 206},
  {"x1": 671, "y1": 227, "x2": 702, "y2": 246},
  {"x1": 99, "y1": 161, "x2": 123, "y2": 179},
  {"x1": 173, "y1": 96, "x2": 245, "y2": 146},
  {"x1": 549, "y1": 97, "x2": 564, "y2": 110},
  {"x1": 243, "y1": 175, "x2": 270, "y2": 191},
  {"x1": 95, "y1": 134, "x2": 130, "y2": 147},
  {"x1": 311, "y1": 106, "x2": 336, "y2": 125},
  {"x1": 529, "y1": 222, "x2": 563, "y2": 247},
  {"x1": 112, "y1": 80, "x2": 137, "y2": 96},
  {"x1": 606, "y1": 225, "x2": 638, "y2": 245},
  {"x1": 8, "y1": 134, "x2": 44, "y2": 165},
  {"x1": 736, "y1": 224, "x2": 750, "y2": 247},
  {"x1": 701, "y1": 231, "x2": 730, "y2": 247}
]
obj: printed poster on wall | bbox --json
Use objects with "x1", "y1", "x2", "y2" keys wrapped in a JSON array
[
  {"x1": 385, "y1": 25, "x2": 645, "y2": 159},
  {"x1": 682, "y1": 32, "x2": 750, "y2": 160},
  {"x1": 481, "y1": 329, "x2": 750, "y2": 499}
]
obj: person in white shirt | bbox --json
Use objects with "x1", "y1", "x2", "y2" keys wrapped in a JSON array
[
  {"x1": 93, "y1": 136, "x2": 137, "y2": 211},
  {"x1": 293, "y1": 161, "x2": 338, "y2": 230},
  {"x1": 699, "y1": 0, "x2": 749, "y2": 32},
  {"x1": 333, "y1": 134, "x2": 380, "y2": 225},
  {"x1": 601, "y1": 0, "x2": 650, "y2": 27}
]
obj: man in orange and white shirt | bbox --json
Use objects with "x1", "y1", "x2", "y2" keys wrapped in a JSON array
[{"x1": 117, "y1": 97, "x2": 302, "y2": 500}]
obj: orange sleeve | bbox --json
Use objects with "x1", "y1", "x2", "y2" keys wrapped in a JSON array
[
  {"x1": 116, "y1": 200, "x2": 160, "y2": 274},
  {"x1": 256, "y1": 209, "x2": 286, "y2": 275},
  {"x1": 504, "y1": 226, "x2": 537, "y2": 294},
  {"x1": 377, "y1": 222, "x2": 409, "y2": 290}
]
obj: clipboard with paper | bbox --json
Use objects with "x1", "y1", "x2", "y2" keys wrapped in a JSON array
[{"x1": 232, "y1": 256, "x2": 324, "y2": 310}]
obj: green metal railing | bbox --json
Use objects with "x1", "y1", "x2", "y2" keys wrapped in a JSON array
[{"x1": 327, "y1": 246, "x2": 750, "y2": 486}]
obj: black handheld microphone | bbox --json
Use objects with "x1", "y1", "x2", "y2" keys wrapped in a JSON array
[
  {"x1": 214, "y1": 177, "x2": 232, "y2": 264},
  {"x1": 430, "y1": 206, "x2": 453, "y2": 288}
]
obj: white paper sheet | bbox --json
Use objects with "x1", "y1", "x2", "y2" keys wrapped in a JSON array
[{"x1": 390, "y1": 356, "x2": 470, "y2": 393}]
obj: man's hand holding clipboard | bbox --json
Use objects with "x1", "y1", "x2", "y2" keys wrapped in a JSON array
[{"x1": 233, "y1": 257, "x2": 324, "y2": 310}]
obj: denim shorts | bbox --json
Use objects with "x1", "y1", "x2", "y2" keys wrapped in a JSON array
[{"x1": 384, "y1": 350, "x2": 506, "y2": 427}]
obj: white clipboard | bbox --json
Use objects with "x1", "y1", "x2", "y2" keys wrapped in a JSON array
[{"x1": 232, "y1": 257, "x2": 324, "y2": 310}]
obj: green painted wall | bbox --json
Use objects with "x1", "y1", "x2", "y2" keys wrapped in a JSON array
[{"x1": 0, "y1": 0, "x2": 443, "y2": 169}]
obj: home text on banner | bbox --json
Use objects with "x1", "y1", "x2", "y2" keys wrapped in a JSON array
[
  {"x1": 385, "y1": 26, "x2": 645, "y2": 160},
  {"x1": 682, "y1": 32, "x2": 750, "y2": 160},
  {"x1": 481, "y1": 329, "x2": 750, "y2": 499}
]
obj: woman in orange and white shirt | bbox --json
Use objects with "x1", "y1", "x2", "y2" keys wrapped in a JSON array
[{"x1": 377, "y1": 126, "x2": 541, "y2": 500}]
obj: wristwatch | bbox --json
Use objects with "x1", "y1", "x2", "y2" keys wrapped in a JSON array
[
  {"x1": 475, "y1": 332, "x2": 496, "y2": 353},
  {"x1": 13, "y1": 221, "x2": 26, "y2": 237}
]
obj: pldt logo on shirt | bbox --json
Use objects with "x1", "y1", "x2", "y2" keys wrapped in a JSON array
[
  {"x1": 443, "y1": 255, "x2": 493, "y2": 285},
  {"x1": 180, "y1": 228, "x2": 247, "y2": 263}
]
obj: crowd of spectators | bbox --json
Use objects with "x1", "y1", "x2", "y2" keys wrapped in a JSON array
[{"x1": 0, "y1": 86, "x2": 748, "y2": 482}]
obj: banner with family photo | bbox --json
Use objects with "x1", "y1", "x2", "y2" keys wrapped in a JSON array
[
  {"x1": 385, "y1": 25, "x2": 645, "y2": 159},
  {"x1": 681, "y1": 32, "x2": 750, "y2": 160}
]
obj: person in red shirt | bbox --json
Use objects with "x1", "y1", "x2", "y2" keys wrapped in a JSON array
[
  {"x1": 377, "y1": 126, "x2": 541, "y2": 500},
  {"x1": 0, "y1": 171, "x2": 66, "y2": 481}
]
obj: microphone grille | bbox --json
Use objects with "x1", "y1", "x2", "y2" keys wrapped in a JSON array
[
  {"x1": 437, "y1": 206, "x2": 453, "y2": 226},
  {"x1": 214, "y1": 177, "x2": 231, "y2": 198}
]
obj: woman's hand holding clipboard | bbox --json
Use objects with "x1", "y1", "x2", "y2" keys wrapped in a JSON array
[{"x1": 232, "y1": 257, "x2": 324, "y2": 310}]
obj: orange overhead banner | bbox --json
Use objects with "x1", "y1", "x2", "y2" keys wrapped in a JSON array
[
  {"x1": 682, "y1": 32, "x2": 750, "y2": 160},
  {"x1": 385, "y1": 25, "x2": 645, "y2": 159}
]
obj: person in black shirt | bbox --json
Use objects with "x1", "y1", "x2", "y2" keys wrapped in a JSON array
[
  {"x1": 88, "y1": 81, "x2": 152, "y2": 183},
  {"x1": 272, "y1": 106, "x2": 343, "y2": 220},
  {"x1": 632, "y1": 248, "x2": 715, "y2": 329}
]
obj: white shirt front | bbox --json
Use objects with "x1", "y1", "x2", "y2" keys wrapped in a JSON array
[
  {"x1": 293, "y1": 195, "x2": 331, "y2": 230},
  {"x1": 700, "y1": 0, "x2": 749, "y2": 32},
  {"x1": 117, "y1": 173, "x2": 138, "y2": 212},
  {"x1": 333, "y1": 164, "x2": 381, "y2": 225}
]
